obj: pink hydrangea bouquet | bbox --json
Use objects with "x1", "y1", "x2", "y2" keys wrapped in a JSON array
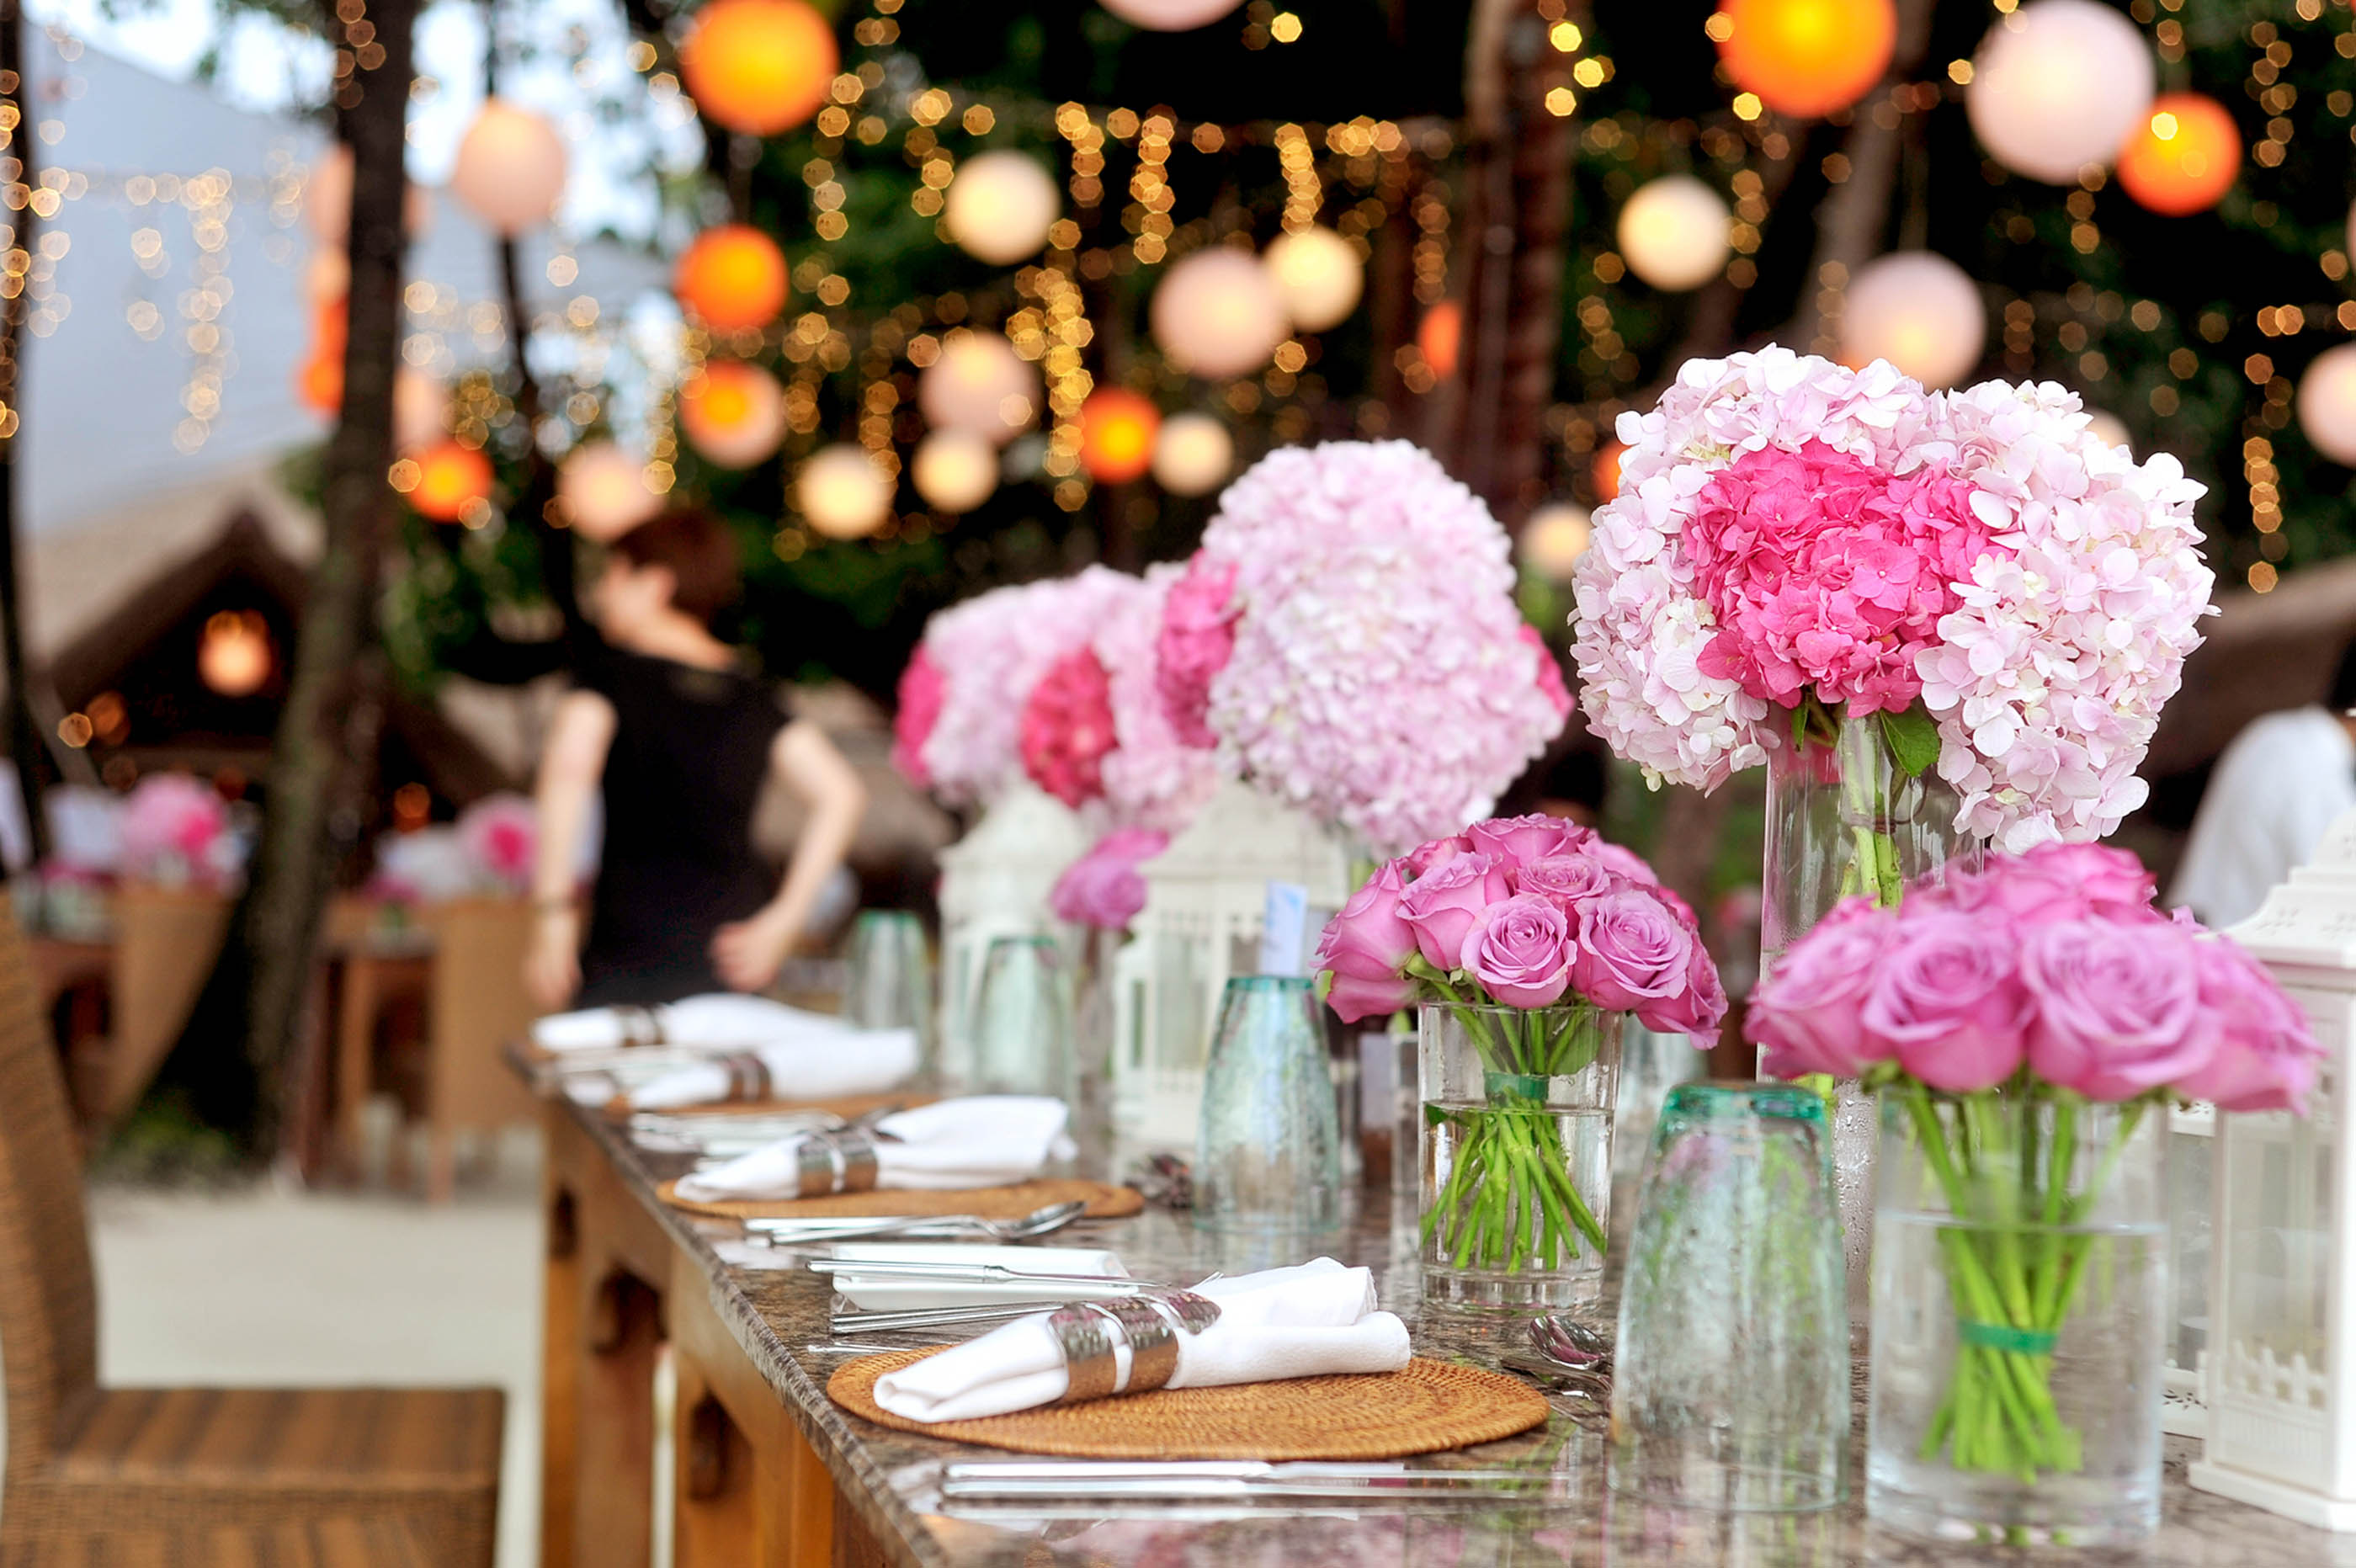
[
  {"x1": 118, "y1": 773, "x2": 236, "y2": 889},
  {"x1": 1749, "y1": 843, "x2": 2321, "y2": 1484},
  {"x1": 456, "y1": 793, "x2": 537, "y2": 895},
  {"x1": 1316, "y1": 814, "x2": 1727, "y2": 1275},
  {"x1": 1159, "y1": 441, "x2": 1570, "y2": 856},
  {"x1": 1572, "y1": 348, "x2": 2211, "y2": 860}
]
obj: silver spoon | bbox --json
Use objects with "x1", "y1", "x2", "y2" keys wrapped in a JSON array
[
  {"x1": 747, "y1": 1199, "x2": 1090, "y2": 1246},
  {"x1": 1529, "y1": 1314, "x2": 1612, "y2": 1371}
]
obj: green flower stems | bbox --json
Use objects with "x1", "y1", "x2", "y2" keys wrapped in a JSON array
[
  {"x1": 1901, "y1": 1083, "x2": 2151, "y2": 1484},
  {"x1": 1416, "y1": 984, "x2": 1609, "y2": 1274}
]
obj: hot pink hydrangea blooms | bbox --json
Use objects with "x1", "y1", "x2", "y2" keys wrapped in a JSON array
[
  {"x1": 890, "y1": 646, "x2": 945, "y2": 789},
  {"x1": 1019, "y1": 649, "x2": 1119, "y2": 809},
  {"x1": 1096, "y1": 564, "x2": 1220, "y2": 835},
  {"x1": 1155, "y1": 555, "x2": 1239, "y2": 752}
]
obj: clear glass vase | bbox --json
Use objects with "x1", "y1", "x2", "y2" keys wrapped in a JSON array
[
  {"x1": 1418, "y1": 1002, "x2": 1621, "y2": 1318},
  {"x1": 1867, "y1": 1088, "x2": 2167, "y2": 1546},
  {"x1": 1194, "y1": 976, "x2": 1343, "y2": 1234},
  {"x1": 970, "y1": 934, "x2": 1074, "y2": 1100}
]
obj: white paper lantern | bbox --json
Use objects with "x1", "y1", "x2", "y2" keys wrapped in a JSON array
[
  {"x1": 917, "y1": 331, "x2": 1040, "y2": 444},
  {"x1": 912, "y1": 429, "x2": 1000, "y2": 513},
  {"x1": 944, "y1": 151, "x2": 1061, "y2": 267},
  {"x1": 1150, "y1": 412, "x2": 1234, "y2": 497},
  {"x1": 798, "y1": 444, "x2": 895, "y2": 539},
  {"x1": 392, "y1": 369, "x2": 449, "y2": 452},
  {"x1": 2300, "y1": 344, "x2": 2356, "y2": 465},
  {"x1": 1521, "y1": 503, "x2": 1593, "y2": 582},
  {"x1": 304, "y1": 247, "x2": 349, "y2": 303},
  {"x1": 1098, "y1": 0, "x2": 1245, "y2": 28},
  {"x1": 303, "y1": 145, "x2": 432, "y2": 242},
  {"x1": 1262, "y1": 227, "x2": 1364, "y2": 332},
  {"x1": 2086, "y1": 410, "x2": 2131, "y2": 454},
  {"x1": 1617, "y1": 177, "x2": 1733, "y2": 292},
  {"x1": 1967, "y1": 0, "x2": 2155, "y2": 184},
  {"x1": 1840, "y1": 252, "x2": 1986, "y2": 389},
  {"x1": 449, "y1": 98, "x2": 568, "y2": 237},
  {"x1": 558, "y1": 441, "x2": 665, "y2": 541},
  {"x1": 1151, "y1": 248, "x2": 1289, "y2": 380},
  {"x1": 678, "y1": 362, "x2": 788, "y2": 469}
]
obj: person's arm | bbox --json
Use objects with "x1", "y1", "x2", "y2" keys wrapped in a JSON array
[
  {"x1": 710, "y1": 719, "x2": 868, "y2": 993},
  {"x1": 524, "y1": 690, "x2": 617, "y2": 1009}
]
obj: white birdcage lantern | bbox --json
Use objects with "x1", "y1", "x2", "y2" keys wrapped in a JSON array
[
  {"x1": 934, "y1": 783, "x2": 1092, "y2": 1088},
  {"x1": 1108, "y1": 780, "x2": 1354, "y2": 1152},
  {"x1": 2189, "y1": 808, "x2": 2356, "y2": 1526}
]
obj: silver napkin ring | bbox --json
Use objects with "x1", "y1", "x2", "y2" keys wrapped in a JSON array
[
  {"x1": 1048, "y1": 1305, "x2": 1120, "y2": 1403},
  {"x1": 614, "y1": 1005, "x2": 665, "y2": 1047},
  {"x1": 718, "y1": 1052, "x2": 772, "y2": 1103},
  {"x1": 1048, "y1": 1289, "x2": 1221, "y2": 1405},
  {"x1": 792, "y1": 1128, "x2": 880, "y2": 1197},
  {"x1": 1094, "y1": 1298, "x2": 1179, "y2": 1394}
]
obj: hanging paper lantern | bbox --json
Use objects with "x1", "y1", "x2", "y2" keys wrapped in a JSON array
[
  {"x1": 1419, "y1": 300, "x2": 1463, "y2": 380},
  {"x1": 392, "y1": 369, "x2": 449, "y2": 451},
  {"x1": 297, "y1": 353, "x2": 342, "y2": 417},
  {"x1": 1262, "y1": 227, "x2": 1364, "y2": 332},
  {"x1": 1593, "y1": 441, "x2": 1626, "y2": 502},
  {"x1": 673, "y1": 225, "x2": 790, "y2": 333},
  {"x1": 198, "y1": 610, "x2": 274, "y2": 698},
  {"x1": 1839, "y1": 251, "x2": 1986, "y2": 388},
  {"x1": 2085, "y1": 410, "x2": 2131, "y2": 453},
  {"x1": 943, "y1": 151, "x2": 1061, "y2": 267},
  {"x1": 2299, "y1": 344, "x2": 2356, "y2": 465},
  {"x1": 406, "y1": 441, "x2": 495, "y2": 523},
  {"x1": 679, "y1": 360, "x2": 788, "y2": 469},
  {"x1": 1715, "y1": 0, "x2": 1896, "y2": 119},
  {"x1": 303, "y1": 145, "x2": 433, "y2": 242},
  {"x1": 558, "y1": 441, "x2": 666, "y2": 540},
  {"x1": 1966, "y1": 0, "x2": 2155, "y2": 184},
  {"x1": 797, "y1": 444, "x2": 895, "y2": 539},
  {"x1": 1097, "y1": 0, "x2": 1244, "y2": 28},
  {"x1": 679, "y1": 0, "x2": 839, "y2": 136},
  {"x1": 1617, "y1": 176, "x2": 1733, "y2": 292},
  {"x1": 1521, "y1": 503, "x2": 1593, "y2": 582},
  {"x1": 911, "y1": 430, "x2": 1000, "y2": 513},
  {"x1": 1150, "y1": 412, "x2": 1234, "y2": 497},
  {"x1": 2117, "y1": 93, "x2": 2240, "y2": 216},
  {"x1": 1151, "y1": 248, "x2": 1289, "y2": 380},
  {"x1": 449, "y1": 98, "x2": 568, "y2": 237},
  {"x1": 917, "y1": 330, "x2": 1040, "y2": 444},
  {"x1": 1079, "y1": 390, "x2": 1162, "y2": 483},
  {"x1": 304, "y1": 247, "x2": 349, "y2": 304}
]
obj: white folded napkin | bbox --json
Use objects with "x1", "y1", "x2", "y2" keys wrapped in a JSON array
[
  {"x1": 624, "y1": 1028, "x2": 920, "y2": 1108},
  {"x1": 827, "y1": 1243, "x2": 1128, "y2": 1311},
  {"x1": 673, "y1": 1097, "x2": 1072, "y2": 1204},
  {"x1": 870, "y1": 1258, "x2": 1412, "y2": 1422},
  {"x1": 532, "y1": 994, "x2": 854, "y2": 1052}
]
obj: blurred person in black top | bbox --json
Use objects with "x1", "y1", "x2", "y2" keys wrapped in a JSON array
[{"x1": 524, "y1": 510, "x2": 867, "y2": 1009}]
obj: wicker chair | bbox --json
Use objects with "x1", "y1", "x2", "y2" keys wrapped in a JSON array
[{"x1": 0, "y1": 910, "x2": 506, "y2": 1566}]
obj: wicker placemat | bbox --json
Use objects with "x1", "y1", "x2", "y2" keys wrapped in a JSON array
[
  {"x1": 826, "y1": 1351, "x2": 1549, "y2": 1459},
  {"x1": 657, "y1": 1177, "x2": 1144, "y2": 1222}
]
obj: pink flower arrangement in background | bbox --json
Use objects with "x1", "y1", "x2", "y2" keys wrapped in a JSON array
[
  {"x1": 457, "y1": 793, "x2": 537, "y2": 895},
  {"x1": 1018, "y1": 650, "x2": 1118, "y2": 809},
  {"x1": 1572, "y1": 348, "x2": 2212, "y2": 848},
  {"x1": 1095, "y1": 563, "x2": 1220, "y2": 835},
  {"x1": 891, "y1": 646, "x2": 945, "y2": 790},
  {"x1": 1050, "y1": 827, "x2": 1170, "y2": 932},
  {"x1": 1165, "y1": 442, "x2": 1570, "y2": 854},
  {"x1": 1748, "y1": 842, "x2": 2321, "y2": 1113},
  {"x1": 1316, "y1": 812, "x2": 1726, "y2": 1044},
  {"x1": 119, "y1": 773, "x2": 234, "y2": 888}
]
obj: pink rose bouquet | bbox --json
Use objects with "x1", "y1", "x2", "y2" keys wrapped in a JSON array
[
  {"x1": 1316, "y1": 814, "x2": 1728, "y2": 1278},
  {"x1": 1049, "y1": 828, "x2": 1168, "y2": 933},
  {"x1": 1748, "y1": 843, "x2": 2321, "y2": 1484}
]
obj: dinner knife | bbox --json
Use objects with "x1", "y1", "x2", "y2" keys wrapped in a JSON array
[{"x1": 939, "y1": 1461, "x2": 1565, "y2": 1501}]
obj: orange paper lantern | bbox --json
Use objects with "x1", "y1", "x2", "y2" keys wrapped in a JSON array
[
  {"x1": 1593, "y1": 439, "x2": 1627, "y2": 503},
  {"x1": 2116, "y1": 93, "x2": 2239, "y2": 216},
  {"x1": 406, "y1": 441, "x2": 495, "y2": 523},
  {"x1": 674, "y1": 225, "x2": 790, "y2": 332},
  {"x1": 1419, "y1": 300, "x2": 1462, "y2": 380},
  {"x1": 1715, "y1": 0, "x2": 1896, "y2": 118},
  {"x1": 679, "y1": 0, "x2": 839, "y2": 136},
  {"x1": 1079, "y1": 390, "x2": 1162, "y2": 484},
  {"x1": 678, "y1": 360, "x2": 788, "y2": 469},
  {"x1": 297, "y1": 353, "x2": 343, "y2": 417}
]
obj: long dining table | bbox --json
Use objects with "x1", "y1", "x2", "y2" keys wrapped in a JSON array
[{"x1": 527, "y1": 1070, "x2": 2342, "y2": 1568}]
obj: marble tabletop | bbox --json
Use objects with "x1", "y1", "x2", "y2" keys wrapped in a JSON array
[{"x1": 572, "y1": 1101, "x2": 2356, "y2": 1568}]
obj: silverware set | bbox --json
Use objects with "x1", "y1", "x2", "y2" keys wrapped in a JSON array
[
  {"x1": 1496, "y1": 1314, "x2": 1612, "y2": 1401},
  {"x1": 743, "y1": 1199, "x2": 1089, "y2": 1247},
  {"x1": 938, "y1": 1460, "x2": 1567, "y2": 1502}
]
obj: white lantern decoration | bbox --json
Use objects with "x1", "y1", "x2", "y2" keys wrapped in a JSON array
[
  {"x1": 943, "y1": 151, "x2": 1061, "y2": 266},
  {"x1": 912, "y1": 429, "x2": 999, "y2": 513},
  {"x1": 1521, "y1": 502, "x2": 1593, "y2": 582},
  {"x1": 2188, "y1": 810, "x2": 2356, "y2": 1527},
  {"x1": 304, "y1": 144, "x2": 433, "y2": 242},
  {"x1": 1109, "y1": 780, "x2": 1354, "y2": 1149},
  {"x1": 679, "y1": 363, "x2": 788, "y2": 469},
  {"x1": 2301, "y1": 343, "x2": 2356, "y2": 465},
  {"x1": 558, "y1": 441, "x2": 664, "y2": 541},
  {"x1": 1966, "y1": 0, "x2": 2156, "y2": 183},
  {"x1": 2085, "y1": 409, "x2": 2131, "y2": 454},
  {"x1": 1150, "y1": 412, "x2": 1234, "y2": 497},
  {"x1": 1616, "y1": 176, "x2": 1733, "y2": 293},
  {"x1": 1151, "y1": 247, "x2": 1290, "y2": 380},
  {"x1": 1098, "y1": 0, "x2": 1245, "y2": 28},
  {"x1": 917, "y1": 331, "x2": 1040, "y2": 444},
  {"x1": 936, "y1": 783, "x2": 1093, "y2": 1087},
  {"x1": 1840, "y1": 251, "x2": 1986, "y2": 389},
  {"x1": 304, "y1": 247, "x2": 349, "y2": 304},
  {"x1": 449, "y1": 98, "x2": 569, "y2": 237},
  {"x1": 797, "y1": 444, "x2": 895, "y2": 539},
  {"x1": 1262, "y1": 226, "x2": 1364, "y2": 332},
  {"x1": 392, "y1": 369, "x2": 448, "y2": 452}
]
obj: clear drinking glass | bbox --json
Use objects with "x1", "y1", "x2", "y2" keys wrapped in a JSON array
[
  {"x1": 969, "y1": 934, "x2": 1074, "y2": 1101},
  {"x1": 843, "y1": 910, "x2": 936, "y2": 1074},
  {"x1": 1610, "y1": 1082, "x2": 1850, "y2": 1512},
  {"x1": 1194, "y1": 975, "x2": 1342, "y2": 1234}
]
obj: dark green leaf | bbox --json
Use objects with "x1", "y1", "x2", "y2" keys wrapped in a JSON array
[{"x1": 1880, "y1": 706, "x2": 1943, "y2": 779}]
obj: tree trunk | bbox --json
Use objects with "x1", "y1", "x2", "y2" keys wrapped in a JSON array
[
  {"x1": 226, "y1": 0, "x2": 417, "y2": 1156},
  {"x1": 497, "y1": 236, "x2": 582, "y2": 642},
  {"x1": 1443, "y1": 0, "x2": 1578, "y2": 526},
  {"x1": 0, "y1": 0, "x2": 47, "y2": 865}
]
